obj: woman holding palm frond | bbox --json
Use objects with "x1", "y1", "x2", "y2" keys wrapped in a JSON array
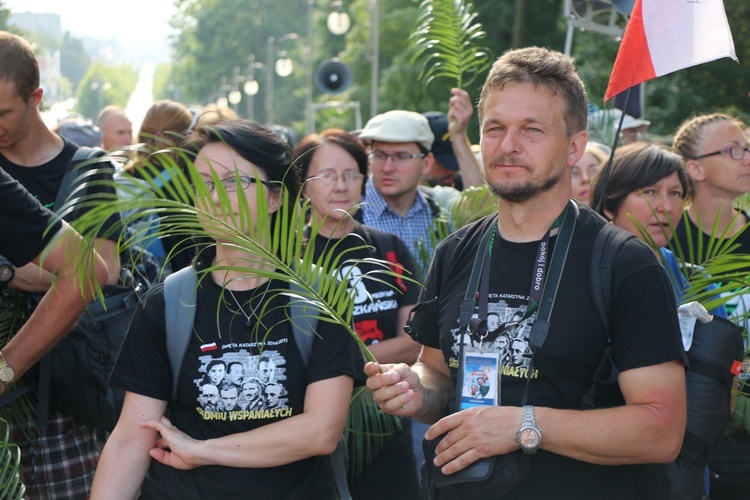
[
  {"x1": 91, "y1": 120, "x2": 364, "y2": 499},
  {"x1": 294, "y1": 129, "x2": 421, "y2": 499}
]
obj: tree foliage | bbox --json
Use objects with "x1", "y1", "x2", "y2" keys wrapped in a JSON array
[
  {"x1": 74, "y1": 62, "x2": 138, "y2": 120},
  {"x1": 164, "y1": 0, "x2": 747, "y2": 142},
  {"x1": 59, "y1": 33, "x2": 91, "y2": 94}
]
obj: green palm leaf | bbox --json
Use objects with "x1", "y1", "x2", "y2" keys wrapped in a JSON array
[
  {"x1": 0, "y1": 418, "x2": 25, "y2": 499},
  {"x1": 410, "y1": 0, "x2": 492, "y2": 88},
  {"x1": 630, "y1": 207, "x2": 750, "y2": 336},
  {"x1": 0, "y1": 290, "x2": 39, "y2": 441}
]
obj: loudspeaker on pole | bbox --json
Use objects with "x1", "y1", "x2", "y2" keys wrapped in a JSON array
[{"x1": 316, "y1": 58, "x2": 352, "y2": 94}]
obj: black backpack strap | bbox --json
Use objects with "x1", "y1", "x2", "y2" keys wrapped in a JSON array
[
  {"x1": 289, "y1": 261, "x2": 321, "y2": 370},
  {"x1": 53, "y1": 146, "x2": 107, "y2": 214},
  {"x1": 581, "y1": 223, "x2": 635, "y2": 409},
  {"x1": 36, "y1": 146, "x2": 108, "y2": 429}
]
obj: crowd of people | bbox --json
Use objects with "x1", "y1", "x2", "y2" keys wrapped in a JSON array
[{"x1": 1, "y1": 28, "x2": 749, "y2": 500}]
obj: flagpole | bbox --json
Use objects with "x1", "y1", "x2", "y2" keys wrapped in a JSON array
[{"x1": 594, "y1": 86, "x2": 632, "y2": 215}]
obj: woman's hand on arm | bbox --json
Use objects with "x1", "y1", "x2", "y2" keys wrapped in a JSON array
[
  {"x1": 145, "y1": 375, "x2": 355, "y2": 469},
  {"x1": 90, "y1": 391, "x2": 168, "y2": 499}
]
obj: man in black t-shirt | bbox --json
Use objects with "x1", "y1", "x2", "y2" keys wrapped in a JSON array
[
  {"x1": 365, "y1": 47, "x2": 687, "y2": 499},
  {"x1": 0, "y1": 31, "x2": 121, "y2": 498},
  {"x1": 0, "y1": 168, "x2": 107, "y2": 393}
]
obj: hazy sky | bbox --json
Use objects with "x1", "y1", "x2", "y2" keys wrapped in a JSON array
[{"x1": 5, "y1": 0, "x2": 177, "y2": 50}]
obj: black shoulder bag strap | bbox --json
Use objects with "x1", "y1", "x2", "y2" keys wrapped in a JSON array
[
  {"x1": 454, "y1": 215, "x2": 498, "y2": 411},
  {"x1": 520, "y1": 200, "x2": 578, "y2": 406}
]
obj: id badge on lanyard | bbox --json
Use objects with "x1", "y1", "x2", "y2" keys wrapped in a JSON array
[
  {"x1": 458, "y1": 214, "x2": 560, "y2": 410},
  {"x1": 460, "y1": 341, "x2": 501, "y2": 409}
]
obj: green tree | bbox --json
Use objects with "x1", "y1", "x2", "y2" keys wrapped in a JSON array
[
  {"x1": 75, "y1": 63, "x2": 138, "y2": 120},
  {"x1": 0, "y1": 1, "x2": 11, "y2": 31},
  {"x1": 170, "y1": 0, "x2": 306, "y2": 119},
  {"x1": 569, "y1": 0, "x2": 749, "y2": 137},
  {"x1": 59, "y1": 33, "x2": 91, "y2": 94}
]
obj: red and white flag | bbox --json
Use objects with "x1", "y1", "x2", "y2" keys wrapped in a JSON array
[
  {"x1": 200, "y1": 342, "x2": 218, "y2": 353},
  {"x1": 605, "y1": 0, "x2": 736, "y2": 101}
]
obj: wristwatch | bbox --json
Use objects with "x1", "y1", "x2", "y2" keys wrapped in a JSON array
[
  {"x1": 516, "y1": 405, "x2": 542, "y2": 454},
  {"x1": 0, "y1": 259, "x2": 14, "y2": 288},
  {"x1": 0, "y1": 351, "x2": 15, "y2": 385}
]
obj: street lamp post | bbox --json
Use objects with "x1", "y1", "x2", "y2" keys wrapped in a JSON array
[
  {"x1": 369, "y1": 0, "x2": 379, "y2": 118},
  {"x1": 266, "y1": 33, "x2": 301, "y2": 126},
  {"x1": 243, "y1": 54, "x2": 265, "y2": 121},
  {"x1": 305, "y1": 0, "x2": 352, "y2": 133},
  {"x1": 227, "y1": 67, "x2": 243, "y2": 112}
]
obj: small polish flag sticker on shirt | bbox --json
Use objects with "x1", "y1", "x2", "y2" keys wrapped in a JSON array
[{"x1": 201, "y1": 343, "x2": 218, "y2": 353}]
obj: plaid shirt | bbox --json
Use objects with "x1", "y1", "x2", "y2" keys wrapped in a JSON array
[
  {"x1": 362, "y1": 179, "x2": 438, "y2": 277},
  {"x1": 11, "y1": 411, "x2": 99, "y2": 499}
]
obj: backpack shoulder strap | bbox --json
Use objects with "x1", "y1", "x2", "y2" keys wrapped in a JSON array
[
  {"x1": 581, "y1": 223, "x2": 635, "y2": 408},
  {"x1": 287, "y1": 264, "x2": 350, "y2": 499},
  {"x1": 53, "y1": 146, "x2": 106, "y2": 213},
  {"x1": 589, "y1": 223, "x2": 635, "y2": 335},
  {"x1": 289, "y1": 262, "x2": 321, "y2": 369},
  {"x1": 164, "y1": 266, "x2": 198, "y2": 401},
  {"x1": 357, "y1": 223, "x2": 391, "y2": 261}
]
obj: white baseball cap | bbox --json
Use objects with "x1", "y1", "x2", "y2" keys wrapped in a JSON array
[{"x1": 360, "y1": 110, "x2": 435, "y2": 150}]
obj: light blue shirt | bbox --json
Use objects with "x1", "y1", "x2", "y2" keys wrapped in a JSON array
[{"x1": 361, "y1": 179, "x2": 439, "y2": 278}]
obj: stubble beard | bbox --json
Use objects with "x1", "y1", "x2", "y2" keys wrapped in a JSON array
[{"x1": 486, "y1": 168, "x2": 563, "y2": 203}]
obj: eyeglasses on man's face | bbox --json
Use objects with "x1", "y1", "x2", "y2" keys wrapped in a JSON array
[
  {"x1": 202, "y1": 175, "x2": 271, "y2": 193},
  {"x1": 307, "y1": 172, "x2": 365, "y2": 185},
  {"x1": 693, "y1": 146, "x2": 750, "y2": 161},
  {"x1": 368, "y1": 150, "x2": 427, "y2": 165}
]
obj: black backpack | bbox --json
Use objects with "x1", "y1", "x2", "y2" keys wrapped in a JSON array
[
  {"x1": 37, "y1": 147, "x2": 147, "y2": 431},
  {"x1": 589, "y1": 223, "x2": 744, "y2": 499}
]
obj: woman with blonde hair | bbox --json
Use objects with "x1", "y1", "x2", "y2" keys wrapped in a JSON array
[
  {"x1": 124, "y1": 99, "x2": 193, "y2": 173},
  {"x1": 117, "y1": 100, "x2": 194, "y2": 272},
  {"x1": 571, "y1": 142, "x2": 607, "y2": 207}
]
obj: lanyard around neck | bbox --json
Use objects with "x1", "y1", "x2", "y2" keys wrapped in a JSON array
[{"x1": 474, "y1": 208, "x2": 567, "y2": 345}]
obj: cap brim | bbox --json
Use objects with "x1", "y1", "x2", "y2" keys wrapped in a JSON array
[{"x1": 434, "y1": 152, "x2": 459, "y2": 172}]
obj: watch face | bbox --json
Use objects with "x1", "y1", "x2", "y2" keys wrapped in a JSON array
[
  {"x1": 519, "y1": 427, "x2": 541, "y2": 449},
  {"x1": 0, "y1": 365, "x2": 14, "y2": 383},
  {"x1": 0, "y1": 265, "x2": 12, "y2": 283}
]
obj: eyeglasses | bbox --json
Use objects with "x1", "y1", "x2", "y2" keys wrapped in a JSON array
[
  {"x1": 307, "y1": 172, "x2": 365, "y2": 185},
  {"x1": 368, "y1": 150, "x2": 427, "y2": 165},
  {"x1": 203, "y1": 175, "x2": 270, "y2": 193},
  {"x1": 693, "y1": 146, "x2": 750, "y2": 161}
]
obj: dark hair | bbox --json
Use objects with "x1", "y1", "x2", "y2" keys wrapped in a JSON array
[
  {"x1": 227, "y1": 361, "x2": 244, "y2": 372},
  {"x1": 293, "y1": 129, "x2": 368, "y2": 195},
  {"x1": 183, "y1": 119, "x2": 300, "y2": 260},
  {"x1": 478, "y1": 46, "x2": 588, "y2": 136},
  {"x1": 206, "y1": 359, "x2": 226, "y2": 372},
  {"x1": 590, "y1": 142, "x2": 689, "y2": 219},
  {"x1": 0, "y1": 32, "x2": 40, "y2": 102}
]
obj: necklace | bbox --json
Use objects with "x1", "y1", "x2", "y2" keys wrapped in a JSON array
[{"x1": 226, "y1": 281, "x2": 271, "y2": 328}]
